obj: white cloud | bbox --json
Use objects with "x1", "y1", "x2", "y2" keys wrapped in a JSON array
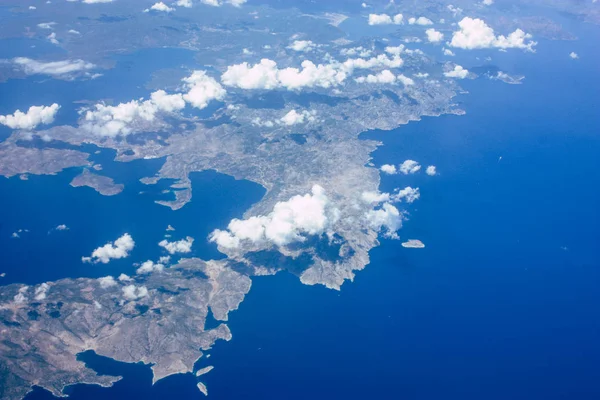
[
  {"x1": 361, "y1": 191, "x2": 391, "y2": 204},
  {"x1": 68, "y1": 29, "x2": 81, "y2": 34},
  {"x1": 14, "y1": 287, "x2": 29, "y2": 304},
  {"x1": 385, "y1": 45, "x2": 404, "y2": 56},
  {"x1": 355, "y1": 69, "x2": 396, "y2": 84},
  {"x1": 159, "y1": 236, "x2": 194, "y2": 254},
  {"x1": 399, "y1": 159, "x2": 421, "y2": 174},
  {"x1": 368, "y1": 13, "x2": 403, "y2": 25},
  {"x1": 397, "y1": 74, "x2": 414, "y2": 86},
  {"x1": 47, "y1": 32, "x2": 59, "y2": 45},
  {"x1": 425, "y1": 28, "x2": 444, "y2": 43},
  {"x1": 394, "y1": 186, "x2": 420, "y2": 203},
  {"x1": 176, "y1": 0, "x2": 193, "y2": 6},
  {"x1": 83, "y1": 233, "x2": 135, "y2": 264},
  {"x1": 0, "y1": 104, "x2": 60, "y2": 130},
  {"x1": 136, "y1": 260, "x2": 165, "y2": 274},
  {"x1": 443, "y1": 48, "x2": 455, "y2": 56},
  {"x1": 81, "y1": 90, "x2": 185, "y2": 137},
  {"x1": 569, "y1": 52, "x2": 579, "y2": 59},
  {"x1": 56, "y1": 224, "x2": 69, "y2": 231},
  {"x1": 122, "y1": 285, "x2": 149, "y2": 300},
  {"x1": 13, "y1": 57, "x2": 96, "y2": 76},
  {"x1": 34, "y1": 283, "x2": 50, "y2": 301},
  {"x1": 365, "y1": 203, "x2": 402, "y2": 238},
  {"x1": 426, "y1": 165, "x2": 437, "y2": 176},
  {"x1": 482, "y1": 0, "x2": 493, "y2": 5},
  {"x1": 444, "y1": 65, "x2": 469, "y2": 79},
  {"x1": 118, "y1": 273, "x2": 132, "y2": 282},
  {"x1": 182, "y1": 70, "x2": 226, "y2": 109},
  {"x1": 159, "y1": 255, "x2": 171, "y2": 264},
  {"x1": 408, "y1": 17, "x2": 433, "y2": 26},
  {"x1": 98, "y1": 276, "x2": 117, "y2": 288},
  {"x1": 413, "y1": 72, "x2": 429, "y2": 78},
  {"x1": 380, "y1": 164, "x2": 397, "y2": 175},
  {"x1": 200, "y1": 0, "x2": 246, "y2": 6},
  {"x1": 210, "y1": 185, "x2": 339, "y2": 249},
  {"x1": 368, "y1": 14, "x2": 392, "y2": 25},
  {"x1": 280, "y1": 109, "x2": 316, "y2": 125},
  {"x1": 450, "y1": 17, "x2": 536, "y2": 51},
  {"x1": 37, "y1": 22, "x2": 56, "y2": 29},
  {"x1": 288, "y1": 40, "x2": 317, "y2": 52},
  {"x1": 221, "y1": 54, "x2": 404, "y2": 92},
  {"x1": 144, "y1": 2, "x2": 175, "y2": 12}
]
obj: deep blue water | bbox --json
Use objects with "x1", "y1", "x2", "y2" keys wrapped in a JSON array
[{"x1": 4, "y1": 9, "x2": 600, "y2": 400}]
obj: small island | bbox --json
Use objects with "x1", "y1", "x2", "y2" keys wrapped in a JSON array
[{"x1": 70, "y1": 169, "x2": 124, "y2": 196}]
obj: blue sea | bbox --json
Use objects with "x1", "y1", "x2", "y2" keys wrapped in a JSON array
[{"x1": 0, "y1": 9, "x2": 598, "y2": 400}]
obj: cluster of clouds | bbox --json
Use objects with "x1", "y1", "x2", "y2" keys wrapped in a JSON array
[
  {"x1": 381, "y1": 161, "x2": 437, "y2": 176},
  {"x1": 81, "y1": 71, "x2": 224, "y2": 136},
  {"x1": 142, "y1": 0, "x2": 245, "y2": 11},
  {"x1": 368, "y1": 13, "x2": 433, "y2": 26},
  {"x1": 450, "y1": 17, "x2": 536, "y2": 51},
  {"x1": 158, "y1": 236, "x2": 194, "y2": 254},
  {"x1": 210, "y1": 185, "x2": 339, "y2": 249},
  {"x1": 82, "y1": 233, "x2": 135, "y2": 264},
  {"x1": 0, "y1": 104, "x2": 60, "y2": 130},
  {"x1": 221, "y1": 53, "x2": 404, "y2": 91},
  {"x1": 355, "y1": 70, "x2": 414, "y2": 86}
]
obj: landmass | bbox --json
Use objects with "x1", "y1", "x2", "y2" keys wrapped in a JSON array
[{"x1": 0, "y1": 0, "x2": 592, "y2": 397}]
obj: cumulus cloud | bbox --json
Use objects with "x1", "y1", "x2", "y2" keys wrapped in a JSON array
[
  {"x1": 13, "y1": 58, "x2": 96, "y2": 76},
  {"x1": 482, "y1": 0, "x2": 493, "y2": 5},
  {"x1": 288, "y1": 40, "x2": 318, "y2": 52},
  {"x1": 200, "y1": 0, "x2": 246, "y2": 6},
  {"x1": 83, "y1": 233, "x2": 135, "y2": 264},
  {"x1": 426, "y1": 28, "x2": 444, "y2": 43},
  {"x1": 280, "y1": 109, "x2": 316, "y2": 125},
  {"x1": 408, "y1": 17, "x2": 433, "y2": 26},
  {"x1": 159, "y1": 236, "x2": 194, "y2": 254},
  {"x1": 380, "y1": 164, "x2": 397, "y2": 175},
  {"x1": 122, "y1": 285, "x2": 149, "y2": 300},
  {"x1": 34, "y1": 283, "x2": 50, "y2": 301},
  {"x1": 81, "y1": 90, "x2": 185, "y2": 137},
  {"x1": 569, "y1": 52, "x2": 579, "y2": 59},
  {"x1": 426, "y1": 165, "x2": 437, "y2": 176},
  {"x1": 394, "y1": 186, "x2": 420, "y2": 203},
  {"x1": 365, "y1": 203, "x2": 402, "y2": 238},
  {"x1": 210, "y1": 185, "x2": 339, "y2": 249},
  {"x1": 37, "y1": 22, "x2": 56, "y2": 29},
  {"x1": 144, "y1": 2, "x2": 175, "y2": 12},
  {"x1": 399, "y1": 159, "x2": 421, "y2": 174},
  {"x1": 368, "y1": 13, "x2": 403, "y2": 25},
  {"x1": 136, "y1": 260, "x2": 165, "y2": 274},
  {"x1": 444, "y1": 65, "x2": 469, "y2": 79},
  {"x1": 443, "y1": 48, "x2": 455, "y2": 56},
  {"x1": 14, "y1": 287, "x2": 29, "y2": 304},
  {"x1": 182, "y1": 70, "x2": 226, "y2": 109},
  {"x1": 355, "y1": 69, "x2": 396, "y2": 84},
  {"x1": 221, "y1": 54, "x2": 404, "y2": 92},
  {"x1": 361, "y1": 191, "x2": 391, "y2": 204},
  {"x1": 98, "y1": 276, "x2": 117, "y2": 288},
  {"x1": 450, "y1": 17, "x2": 536, "y2": 51},
  {"x1": 0, "y1": 104, "x2": 60, "y2": 130}
]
